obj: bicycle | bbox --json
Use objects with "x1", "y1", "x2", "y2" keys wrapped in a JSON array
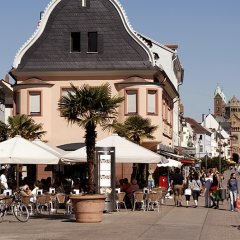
[{"x1": 0, "y1": 191, "x2": 29, "y2": 222}]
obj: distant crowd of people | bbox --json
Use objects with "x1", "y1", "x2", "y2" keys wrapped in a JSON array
[{"x1": 170, "y1": 167, "x2": 239, "y2": 211}]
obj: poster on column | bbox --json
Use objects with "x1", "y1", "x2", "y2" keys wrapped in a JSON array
[{"x1": 99, "y1": 154, "x2": 111, "y2": 187}]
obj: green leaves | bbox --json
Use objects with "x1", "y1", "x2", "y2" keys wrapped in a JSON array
[{"x1": 7, "y1": 114, "x2": 46, "y2": 140}]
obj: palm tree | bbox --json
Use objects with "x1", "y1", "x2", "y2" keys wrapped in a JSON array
[
  {"x1": 7, "y1": 114, "x2": 46, "y2": 140},
  {"x1": 58, "y1": 83, "x2": 124, "y2": 194},
  {"x1": 0, "y1": 121, "x2": 8, "y2": 142},
  {"x1": 111, "y1": 115, "x2": 158, "y2": 144},
  {"x1": 111, "y1": 115, "x2": 158, "y2": 183}
]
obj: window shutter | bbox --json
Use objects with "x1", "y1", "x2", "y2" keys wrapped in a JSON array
[{"x1": 30, "y1": 93, "x2": 41, "y2": 114}]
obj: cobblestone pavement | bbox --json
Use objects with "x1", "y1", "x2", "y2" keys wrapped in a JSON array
[{"x1": 0, "y1": 170, "x2": 239, "y2": 240}]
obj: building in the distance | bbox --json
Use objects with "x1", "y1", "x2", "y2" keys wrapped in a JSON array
[{"x1": 213, "y1": 85, "x2": 240, "y2": 163}]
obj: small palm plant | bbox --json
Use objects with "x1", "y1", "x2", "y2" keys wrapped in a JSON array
[
  {"x1": 110, "y1": 115, "x2": 158, "y2": 183},
  {"x1": 58, "y1": 83, "x2": 124, "y2": 194},
  {"x1": 7, "y1": 114, "x2": 46, "y2": 140}
]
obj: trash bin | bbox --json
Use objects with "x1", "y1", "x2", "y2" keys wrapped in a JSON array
[{"x1": 104, "y1": 192, "x2": 115, "y2": 212}]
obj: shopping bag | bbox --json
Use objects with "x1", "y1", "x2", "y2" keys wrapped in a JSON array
[
  {"x1": 235, "y1": 197, "x2": 239, "y2": 209},
  {"x1": 184, "y1": 188, "x2": 192, "y2": 195}
]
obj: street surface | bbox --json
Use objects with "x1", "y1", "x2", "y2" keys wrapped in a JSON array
[{"x1": 0, "y1": 170, "x2": 239, "y2": 240}]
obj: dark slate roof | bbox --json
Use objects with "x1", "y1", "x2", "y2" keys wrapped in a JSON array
[
  {"x1": 14, "y1": 0, "x2": 153, "y2": 73},
  {"x1": 185, "y1": 117, "x2": 211, "y2": 135},
  {"x1": 57, "y1": 142, "x2": 85, "y2": 151}
]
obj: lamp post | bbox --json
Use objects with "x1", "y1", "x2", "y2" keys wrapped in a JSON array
[
  {"x1": 205, "y1": 151, "x2": 208, "y2": 171},
  {"x1": 218, "y1": 126, "x2": 222, "y2": 173},
  {"x1": 219, "y1": 143, "x2": 222, "y2": 173},
  {"x1": 198, "y1": 138, "x2": 202, "y2": 168}
]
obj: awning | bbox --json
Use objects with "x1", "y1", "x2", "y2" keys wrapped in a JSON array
[
  {"x1": 179, "y1": 159, "x2": 195, "y2": 164},
  {"x1": 159, "y1": 151, "x2": 184, "y2": 159}
]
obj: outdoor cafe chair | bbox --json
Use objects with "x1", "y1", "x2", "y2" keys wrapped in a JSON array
[
  {"x1": 147, "y1": 192, "x2": 160, "y2": 212},
  {"x1": 21, "y1": 196, "x2": 34, "y2": 215},
  {"x1": 116, "y1": 192, "x2": 127, "y2": 211},
  {"x1": 36, "y1": 195, "x2": 50, "y2": 215},
  {"x1": 133, "y1": 192, "x2": 146, "y2": 211},
  {"x1": 153, "y1": 187, "x2": 166, "y2": 205},
  {"x1": 55, "y1": 193, "x2": 67, "y2": 213}
]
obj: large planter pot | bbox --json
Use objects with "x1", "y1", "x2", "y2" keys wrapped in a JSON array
[{"x1": 70, "y1": 194, "x2": 106, "y2": 223}]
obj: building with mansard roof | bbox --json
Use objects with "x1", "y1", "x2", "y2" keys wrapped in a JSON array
[{"x1": 9, "y1": 0, "x2": 184, "y2": 180}]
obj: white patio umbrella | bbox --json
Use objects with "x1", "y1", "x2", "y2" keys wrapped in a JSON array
[
  {"x1": 157, "y1": 158, "x2": 182, "y2": 168},
  {"x1": 61, "y1": 134, "x2": 165, "y2": 164},
  {"x1": 32, "y1": 139, "x2": 66, "y2": 158},
  {"x1": 0, "y1": 135, "x2": 60, "y2": 164}
]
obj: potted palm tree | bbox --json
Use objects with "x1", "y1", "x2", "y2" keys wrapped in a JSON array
[{"x1": 58, "y1": 83, "x2": 124, "y2": 222}]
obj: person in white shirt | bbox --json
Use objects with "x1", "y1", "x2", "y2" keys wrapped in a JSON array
[{"x1": 0, "y1": 167, "x2": 8, "y2": 193}]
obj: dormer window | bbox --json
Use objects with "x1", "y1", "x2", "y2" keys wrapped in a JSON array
[
  {"x1": 88, "y1": 32, "x2": 98, "y2": 53},
  {"x1": 71, "y1": 32, "x2": 81, "y2": 52}
]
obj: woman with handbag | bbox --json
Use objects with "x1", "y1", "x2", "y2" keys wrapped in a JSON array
[
  {"x1": 227, "y1": 173, "x2": 239, "y2": 211},
  {"x1": 190, "y1": 171, "x2": 202, "y2": 208}
]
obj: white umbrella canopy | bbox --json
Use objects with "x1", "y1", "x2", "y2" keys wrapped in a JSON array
[
  {"x1": 32, "y1": 139, "x2": 66, "y2": 158},
  {"x1": 0, "y1": 136, "x2": 60, "y2": 164},
  {"x1": 61, "y1": 134, "x2": 164, "y2": 164},
  {"x1": 157, "y1": 158, "x2": 182, "y2": 168}
]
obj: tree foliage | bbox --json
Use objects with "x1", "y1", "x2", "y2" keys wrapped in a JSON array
[
  {"x1": 5, "y1": 114, "x2": 46, "y2": 141},
  {"x1": 58, "y1": 83, "x2": 124, "y2": 193}
]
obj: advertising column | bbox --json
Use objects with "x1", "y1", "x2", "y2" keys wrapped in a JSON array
[{"x1": 95, "y1": 147, "x2": 115, "y2": 212}]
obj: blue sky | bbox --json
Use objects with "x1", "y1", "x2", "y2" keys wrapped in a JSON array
[{"x1": 1, "y1": 0, "x2": 240, "y2": 121}]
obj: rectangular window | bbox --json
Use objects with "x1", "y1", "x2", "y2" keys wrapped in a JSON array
[
  {"x1": 88, "y1": 32, "x2": 98, "y2": 52},
  {"x1": 71, "y1": 32, "x2": 81, "y2": 52},
  {"x1": 14, "y1": 92, "x2": 20, "y2": 115},
  {"x1": 126, "y1": 90, "x2": 137, "y2": 114},
  {"x1": 147, "y1": 90, "x2": 157, "y2": 115},
  {"x1": 199, "y1": 145, "x2": 203, "y2": 152},
  {"x1": 29, "y1": 92, "x2": 41, "y2": 116}
]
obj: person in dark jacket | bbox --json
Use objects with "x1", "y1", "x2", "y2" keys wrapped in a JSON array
[{"x1": 170, "y1": 168, "x2": 184, "y2": 207}]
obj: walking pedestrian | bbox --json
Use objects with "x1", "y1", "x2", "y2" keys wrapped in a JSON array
[
  {"x1": 190, "y1": 171, "x2": 202, "y2": 208},
  {"x1": 184, "y1": 173, "x2": 193, "y2": 208},
  {"x1": 209, "y1": 168, "x2": 220, "y2": 209},
  {"x1": 170, "y1": 168, "x2": 184, "y2": 207},
  {"x1": 227, "y1": 173, "x2": 239, "y2": 211},
  {"x1": 204, "y1": 171, "x2": 212, "y2": 207}
]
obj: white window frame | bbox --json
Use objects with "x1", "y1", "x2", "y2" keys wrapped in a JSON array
[
  {"x1": 147, "y1": 90, "x2": 157, "y2": 115},
  {"x1": 125, "y1": 89, "x2": 138, "y2": 114},
  {"x1": 29, "y1": 91, "x2": 41, "y2": 116}
]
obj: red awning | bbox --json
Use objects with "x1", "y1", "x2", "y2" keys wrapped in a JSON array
[{"x1": 179, "y1": 159, "x2": 195, "y2": 164}]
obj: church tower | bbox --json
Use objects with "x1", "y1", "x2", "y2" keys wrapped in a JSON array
[{"x1": 214, "y1": 85, "x2": 227, "y2": 118}]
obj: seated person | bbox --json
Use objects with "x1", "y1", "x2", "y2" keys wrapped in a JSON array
[
  {"x1": 20, "y1": 184, "x2": 32, "y2": 197},
  {"x1": 120, "y1": 178, "x2": 131, "y2": 193},
  {"x1": 55, "y1": 181, "x2": 65, "y2": 194},
  {"x1": 30, "y1": 181, "x2": 41, "y2": 203},
  {"x1": 126, "y1": 179, "x2": 139, "y2": 198},
  {"x1": 125, "y1": 179, "x2": 139, "y2": 208}
]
